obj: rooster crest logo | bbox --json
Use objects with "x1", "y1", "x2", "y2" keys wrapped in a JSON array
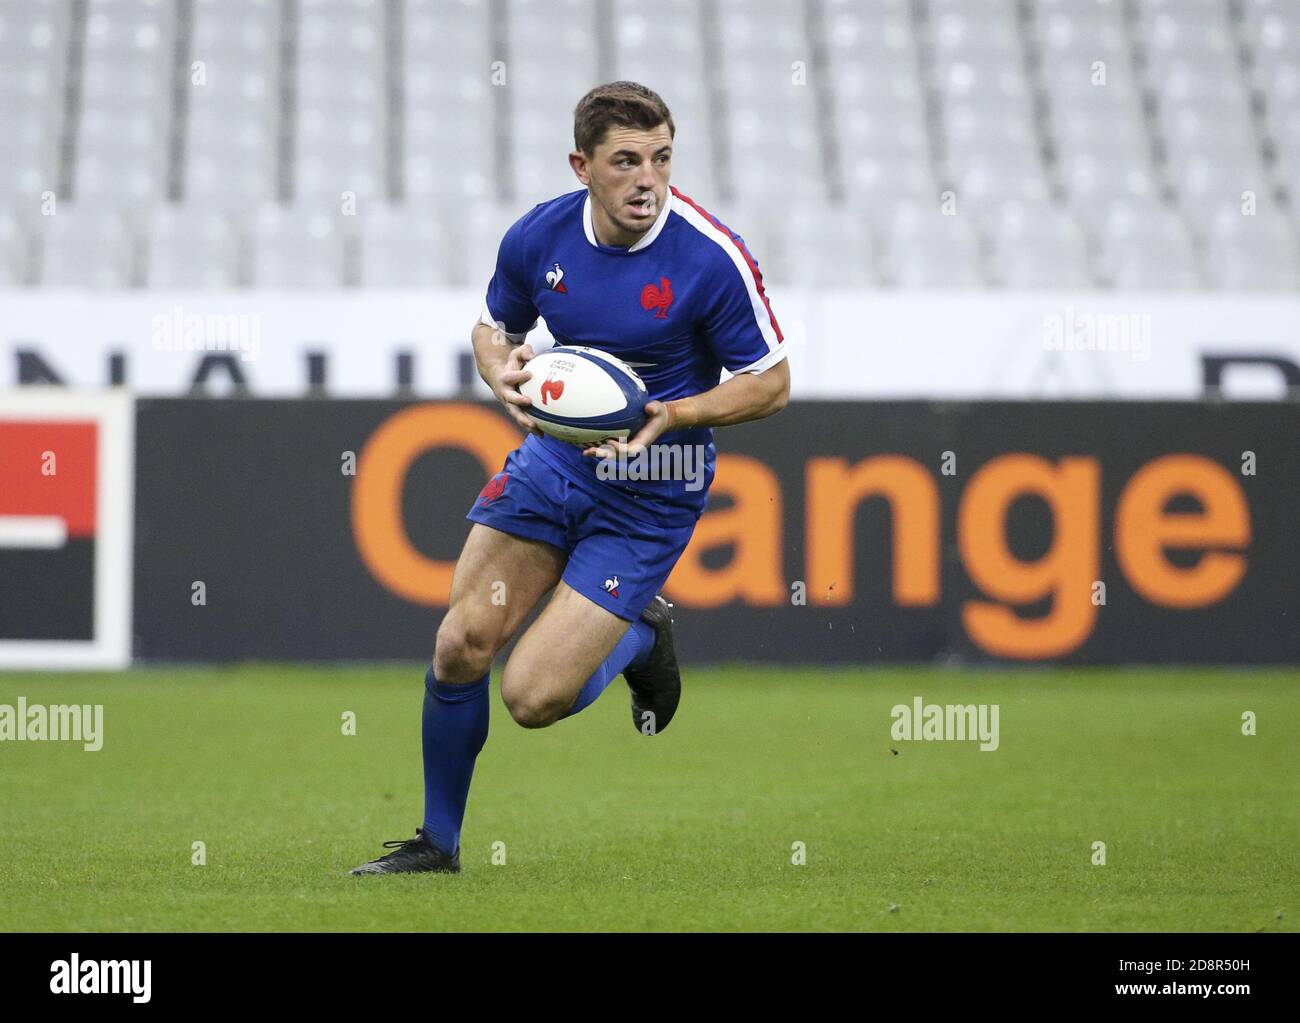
[
  {"x1": 545, "y1": 263, "x2": 567, "y2": 292},
  {"x1": 539, "y1": 374, "x2": 565, "y2": 404},
  {"x1": 603, "y1": 575, "x2": 621, "y2": 598},
  {"x1": 478, "y1": 473, "x2": 508, "y2": 504},
  {"x1": 640, "y1": 276, "x2": 673, "y2": 318}
]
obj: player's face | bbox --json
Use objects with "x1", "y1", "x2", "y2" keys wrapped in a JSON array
[{"x1": 572, "y1": 124, "x2": 673, "y2": 246}]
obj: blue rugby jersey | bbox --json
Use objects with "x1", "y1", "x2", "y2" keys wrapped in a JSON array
[{"x1": 481, "y1": 186, "x2": 786, "y2": 518}]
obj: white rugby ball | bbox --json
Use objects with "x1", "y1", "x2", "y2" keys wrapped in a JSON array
[{"x1": 518, "y1": 345, "x2": 648, "y2": 446}]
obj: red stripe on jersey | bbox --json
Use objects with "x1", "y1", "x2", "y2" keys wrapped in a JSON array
[{"x1": 670, "y1": 187, "x2": 784, "y2": 343}]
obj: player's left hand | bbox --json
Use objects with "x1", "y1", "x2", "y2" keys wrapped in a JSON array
[{"x1": 582, "y1": 400, "x2": 673, "y2": 460}]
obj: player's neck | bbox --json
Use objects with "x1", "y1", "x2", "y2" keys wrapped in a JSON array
[{"x1": 590, "y1": 201, "x2": 641, "y2": 249}]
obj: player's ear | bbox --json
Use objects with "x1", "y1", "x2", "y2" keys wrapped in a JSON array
[{"x1": 569, "y1": 150, "x2": 591, "y2": 185}]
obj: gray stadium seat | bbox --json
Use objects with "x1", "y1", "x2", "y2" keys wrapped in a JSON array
[
  {"x1": 249, "y1": 205, "x2": 346, "y2": 287},
  {"x1": 607, "y1": 1, "x2": 716, "y2": 199},
  {"x1": 761, "y1": 202, "x2": 876, "y2": 288},
  {"x1": 1173, "y1": 153, "x2": 1270, "y2": 217},
  {"x1": 956, "y1": 157, "x2": 1052, "y2": 209},
  {"x1": 715, "y1": 0, "x2": 825, "y2": 202},
  {"x1": 827, "y1": 0, "x2": 933, "y2": 210},
  {"x1": 507, "y1": 0, "x2": 599, "y2": 204},
  {"x1": 1160, "y1": 103, "x2": 1258, "y2": 156},
  {"x1": 454, "y1": 200, "x2": 521, "y2": 289},
  {"x1": 882, "y1": 200, "x2": 985, "y2": 287},
  {"x1": 931, "y1": 8, "x2": 1020, "y2": 59},
  {"x1": 295, "y1": 0, "x2": 386, "y2": 202},
  {"x1": 983, "y1": 201, "x2": 1092, "y2": 287},
  {"x1": 1267, "y1": 103, "x2": 1300, "y2": 183},
  {"x1": 1094, "y1": 200, "x2": 1200, "y2": 288},
  {"x1": 1052, "y1": 104, "x2": 1150, "y2": 157},
  {"x1": 35, "y1": 206, "x2": 134, "y2": 287},
  {"x1": 1197, "y1": 202, "x2": 1300, "y2": 289},
  {"x1": 185, "y1": 0, "x2": 279, "y2": 208},
  {"x1": 844, "y1": 155, "x2": 937, "y2": 211},
  {"x1": 144, "y1": 206, "x2": 239, "y2": 288},
  {"x1": 0, "y1": 1, "x2": 69, "y2": 205},
  {"x1": 405, "y1": 0, "x2": 494, "y2": 204},
  {"x1": 357, "y1": 204, "x2": 449, "y2": 287},
  {"x1": 1060, "y1": 152, "x2": 1159, "y2": 212},
  {"x1": 0, "y1": 0, "x2": 1292, "y2": 292},
  {"x1": 74, "y1": 0, "x2": 176, "y2": 209},
  {"x1": 1037, "y1": 10, "x2": 1127, "y2": 59},
  {"x1": 0, "y1": 207, "x2": 26, "y2": 285}
]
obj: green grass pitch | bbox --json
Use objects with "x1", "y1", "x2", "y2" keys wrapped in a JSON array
[{"x1": 0, "y1": 665, "x2": 1295, "y2": 932}]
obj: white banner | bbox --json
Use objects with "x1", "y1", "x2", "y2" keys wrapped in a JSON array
[{"x1": 1, "y1": 289, "x2": 1297, "y2": 399}]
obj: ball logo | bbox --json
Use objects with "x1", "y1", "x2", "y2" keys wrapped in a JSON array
[
  {"x1": 539, "y1": 375, "x2": 565, "y2": 405},
  {"x1": 640, "y1": 277, "x2": 673, "y2": 319},
  {"x1": 544, "y1": 263, "x2": 567, "y2": 293}
]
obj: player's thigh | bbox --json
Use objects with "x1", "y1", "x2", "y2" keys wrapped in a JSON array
[
  {"x1": 435, "y1": 524, "x2": 566, "y2": 678},
  {"x1": 499, "y1": 581, "x2": 631, "y2": 722}
]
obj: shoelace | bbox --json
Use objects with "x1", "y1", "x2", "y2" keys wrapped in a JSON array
[{"x1": 380, "y1": 832, "x2": 425, "y2": 851}]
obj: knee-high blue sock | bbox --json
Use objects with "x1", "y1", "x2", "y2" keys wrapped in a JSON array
[
  {"x1": 563, "y1": 618, "x2": 655, "y2": 718},
  {"x1": 422, "y1": 665, "x2": 489, "y2": 856}
]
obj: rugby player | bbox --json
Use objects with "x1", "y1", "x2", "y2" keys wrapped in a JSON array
[{"x1": 351, "y1": 81, "x2": 789, "y2": 875}]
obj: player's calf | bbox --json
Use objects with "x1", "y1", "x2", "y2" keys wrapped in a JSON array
[
  {"x1": 497, "y1": 581, "x2": 634, "y2": 728},
  {"x1": 496, "y1": 647, "x2": 590, "y2": 727},
  {"x1": 499, "y1": 668, "x2": 576, "y2": 728}
]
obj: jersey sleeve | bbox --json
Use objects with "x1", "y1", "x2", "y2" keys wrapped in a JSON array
[
  {"x1": 700, "y1": 235, "x2": 786, "y2": 375},
  {"x1": 482, "y1": 216, "x2": 539, "y2": 342}
]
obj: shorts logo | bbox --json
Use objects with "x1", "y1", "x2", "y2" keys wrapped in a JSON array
[
  {"x1": 539, "y1": 375, "x2": 565, "y2": 404},
  {"x1": 603, "y1": 575, "x2": 621, "y2": 598},
  {"x1": 640, "y1": 276, "x2": 673, "y2": 319},
  {"x1": 545, "y1": 263, "x2": 567, "y2": 293},
  {"x1": 478, "y1": 473, "x2": 508, "y2": 504}
]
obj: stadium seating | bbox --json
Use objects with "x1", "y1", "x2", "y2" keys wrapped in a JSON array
[
  {"x1": 185, "y1": 0, "x2": 280, "y2": 211},
  {"x1": 0, "y1": 0, "x2": 1295, "y2": 289}
]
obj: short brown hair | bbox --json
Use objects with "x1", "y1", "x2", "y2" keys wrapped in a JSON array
[{"x1": 573, "y1": 81, "x2": 675, "y2": 154}]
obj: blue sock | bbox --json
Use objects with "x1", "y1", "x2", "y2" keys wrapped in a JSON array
[
  {"x1": 421, "y1": 665, "x2": 490, "y2": 856},
  {"x1": 564, "y1": 618, "x2": 655, "y2": 718}
]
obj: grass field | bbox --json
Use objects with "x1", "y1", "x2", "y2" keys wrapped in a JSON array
[{"x1": 0, "y1": 665, "x2": 1296, "y2": 932}]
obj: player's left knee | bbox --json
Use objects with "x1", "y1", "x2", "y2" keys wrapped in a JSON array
[{"x1": 500, "y1": 678, "x2": 568, "y2": 729}]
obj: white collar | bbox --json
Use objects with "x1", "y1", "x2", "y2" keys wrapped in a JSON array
[{"x1": 582, "y1": 188, "x2": 673, "y2": 252}]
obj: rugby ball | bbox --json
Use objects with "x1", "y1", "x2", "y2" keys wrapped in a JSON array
[{"x1": 518, "y1": 345, "x2": 648, "y2": 446}]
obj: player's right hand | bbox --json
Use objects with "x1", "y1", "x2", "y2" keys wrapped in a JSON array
[{"x1": 492, "y1": 343, "x2": 544, "y2": 437}]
